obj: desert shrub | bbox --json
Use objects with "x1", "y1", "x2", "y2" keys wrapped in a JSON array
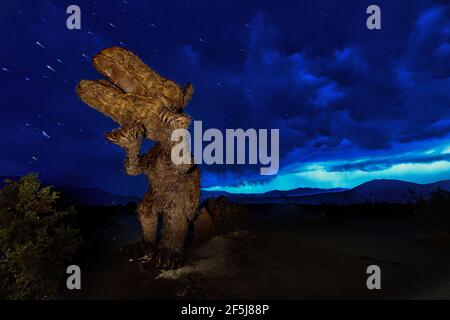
[
  {"x1": 415, "y1": 230, "x2": 450, "y2": 247},
  {"x1": 413, "y1": 188, "x2": 450, "y2": 231},
  {"x1": 0, "y1": 174, "x2": 81, "y2": 300},
  {"x1": 203, "y1": 196, "x2": 249, "y2": 234}
]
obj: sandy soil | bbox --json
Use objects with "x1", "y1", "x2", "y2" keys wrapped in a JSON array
[{"x1": 59, "y1": 205, "x2": 450, "y2": 300}]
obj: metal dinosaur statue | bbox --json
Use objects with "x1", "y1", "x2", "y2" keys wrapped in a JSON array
[{"x1": 76, "y1": 46, "x2": 200, "y2": 269}]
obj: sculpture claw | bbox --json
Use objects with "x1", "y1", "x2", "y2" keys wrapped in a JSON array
[
  {"x1": 105, "y1": 125, "x2": 144, "y2": 148},
  {"x1": 151, "y1": 248, "x2": 184, "y2": 269}
]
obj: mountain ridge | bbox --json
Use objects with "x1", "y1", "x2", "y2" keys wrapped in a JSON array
[
  {"x1": 248, "y1": 179, "x2": 450, "y2": 205},
  {"x1": 0, "y1": 175, "x2": 139, "y2": 205},
  {"x1": 1, "y1": 175, "x2": 449, "y2": 205}
]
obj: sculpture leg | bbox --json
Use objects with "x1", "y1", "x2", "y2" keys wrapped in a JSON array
[
  {"x1": 153, "y1": 200, "x2": 192, "y2": 269},
  {"x1": 136, "y1": 189, "x2": 159, "y2": 250}
]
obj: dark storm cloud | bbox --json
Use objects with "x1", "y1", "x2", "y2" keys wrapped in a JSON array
[
  {"x1": 189, "y1": 2, "x2": 449, "y2": 187},
  {"x1": 0, "y1": 0, "x2": 449, "y2": 194}
]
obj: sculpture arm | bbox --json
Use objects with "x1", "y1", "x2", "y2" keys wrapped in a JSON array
[
  {"x1": 106, "y1": 125, "x2": 145, "y2": 176},
  {"x1": 124, "y1": 141, "x2": 144, "y2": 176}
]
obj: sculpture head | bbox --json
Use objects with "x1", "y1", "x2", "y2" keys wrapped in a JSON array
[{"x1": 76, "y1": 46, "x2": 193, "y2": 142}]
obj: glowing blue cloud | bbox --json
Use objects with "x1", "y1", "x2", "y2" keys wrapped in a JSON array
[{"x1": 204, "y1": 140, "x2": 450, "y2": 193}]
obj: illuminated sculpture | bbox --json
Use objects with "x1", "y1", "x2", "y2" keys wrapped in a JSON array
[{"x1": 77, "y1": 47, "x2": 200, "y2": 268}]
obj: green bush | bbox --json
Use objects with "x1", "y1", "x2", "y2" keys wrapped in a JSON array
[
  {"x1": 0, "y1": 174, "x2": 80, "y2": 299},
  {"x1": 203, "y1": 196, "x2": 249, "y2": 234}
]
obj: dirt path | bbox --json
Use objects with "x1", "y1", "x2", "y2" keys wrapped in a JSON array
[{"x1": 60, "y1": 209, "x2": 450, "y2": 299}]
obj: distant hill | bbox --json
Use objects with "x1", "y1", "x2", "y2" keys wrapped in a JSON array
[
  {"x1": 284, "y1": 179, "x2": 450, "y2": 205},
  {"x1": 200, "y1": 190, "x2": 237, "y2": 199},
  {"x1": 201, "y1": 187, "x2": 345, "y2": 201},
  {"x1": 2, "y1": 175, "x2": 449, "y2": 206},
  {"x1": 262, "y1": 187, "x2": 346, "y2": 197},
  {"x1": 0, "y1": 176, "x2": 139, "y2": 206},
  {"x1": 56, "y1": 186, "x2": 139, "y2": 206},
  {"x1": 203, "y1": 179, "x2": 450, "y2": 205}
]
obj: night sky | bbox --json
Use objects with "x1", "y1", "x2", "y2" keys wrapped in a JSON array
[{"x1": 1, "y1": 0, "x2": 449, "y2": 196}]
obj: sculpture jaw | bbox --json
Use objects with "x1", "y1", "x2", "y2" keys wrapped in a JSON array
[
  {"x1": 76, "y1": 46, "x2": 194, "y2": 143},
  {"x1": 92, "y1": 46, "x2": 192, "y2": 112},
  {"x1": 76, "y1": 79, "x2": 132, "y2": 126},
  {"x1": 92, "y1": 53, "x2": 141, "y2": 95}
]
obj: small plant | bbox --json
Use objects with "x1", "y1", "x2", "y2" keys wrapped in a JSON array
[
  {"x1": 414, "y1": 188, "x2": 450, "y2": 231},
  {"x1": 415, "y1": 230, "x2": 450, "y2": 247},
  {"x1": 203, "y1": 196, "x2": 249, "y2": 234},
  {"x1": 0, "y1": 174, "x2": 81, "y2": 299},
  {"x1": 411, "y1": 188, "x2": 450, "y2": 246}
]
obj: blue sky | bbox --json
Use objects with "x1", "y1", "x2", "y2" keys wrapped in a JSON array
[{"x1": 0, "y1": 0, "x2": 449, "y2": 195}]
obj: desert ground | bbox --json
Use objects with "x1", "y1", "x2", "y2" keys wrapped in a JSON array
[{"x1": 59, "y1": 204, "x2": 450, "y2": 300}]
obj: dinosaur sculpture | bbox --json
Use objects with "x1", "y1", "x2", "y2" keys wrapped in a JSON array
[{"x1": 76, "y1": 46, "x2": 200, "y2": 269}]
